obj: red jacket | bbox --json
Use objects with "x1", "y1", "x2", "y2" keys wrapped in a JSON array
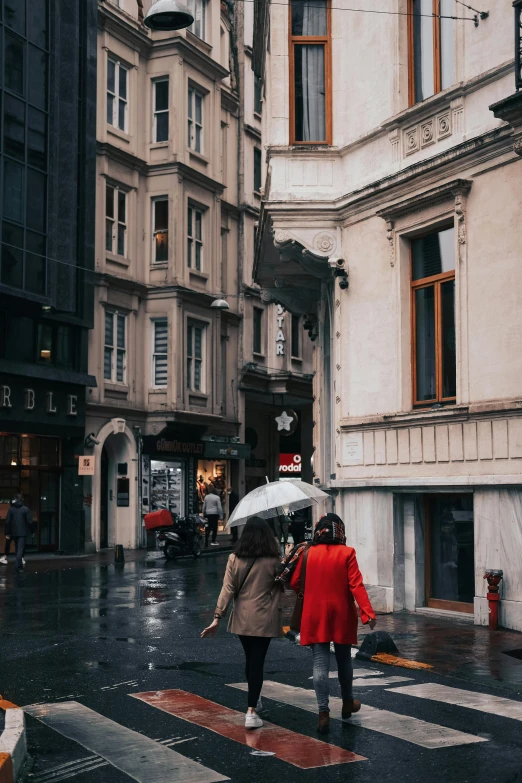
[{"x1": 290, "y1": 545, "x2": 375, "y2": 646}]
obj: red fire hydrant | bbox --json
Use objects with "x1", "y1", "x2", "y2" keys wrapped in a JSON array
[{"x1": 484, "y1": 570, "x2": 503, "y2": 630}]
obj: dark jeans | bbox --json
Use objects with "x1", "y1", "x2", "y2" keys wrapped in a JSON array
[
  {"x1": 205, "y1": 515, "x2": 219, "y2": 546},
  {"x1": 312, "y1": 643, "x2": 353, "y2": 712},
  {"x1": 231, "y1": 526, "x2": 238, "y2": 543},
  {"x1": 12, "y1": 536, "x2": 26, "y2": 571},
  {"x1": 238, "y1": 635, "x2": 272, "y2": 709},
  {"x1": 4, "y1": 536, "x2": 14, "y2": 557}
]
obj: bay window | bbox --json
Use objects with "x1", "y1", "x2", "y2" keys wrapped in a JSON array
[
  {"x1": 107, "y1": 57, "x2": 128, "y2": 132},
  {"x1": 152, "y1": 198, "x2": 168, "y2": 263},
  {"x1": 152, "y1": 319, "x2": 168, "y2": 388},
  {"x1": 153, "y1": 77, "x2": 169, "y2": 143}
]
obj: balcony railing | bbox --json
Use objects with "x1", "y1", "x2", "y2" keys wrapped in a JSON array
[{"x1": 513, "y1": 0, "x2": 522, "y2": 92}]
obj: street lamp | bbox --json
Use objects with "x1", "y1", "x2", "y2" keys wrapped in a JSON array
[
  {"x1": 143, "y1": 0, "x2": 194, "y2": 31},
  {"x1": 210, "y1": 298, "x2": 230, "y2": 310}
]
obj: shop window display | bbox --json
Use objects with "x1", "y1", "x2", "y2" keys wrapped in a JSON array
[
  {"x1": 150, "y1": 460, "x2": 185, "y2": 517},
  {"x1": 197, "y1": 460, "x2": 228, "y2": 518}
]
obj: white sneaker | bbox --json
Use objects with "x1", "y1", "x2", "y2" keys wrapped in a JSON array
[
  {"x1": 22, "y1": 559, "x2": 26, "y2": 566},
  {"x1": 0, "y1": 557, "x2": 7, "y2": 565},
  {"x1": 211, "y1": 542, "x2": 220, "y2": 547},
  {"x1": 256, "y1": 697, "x2": 263, "y2": 711},
  {"x1": 245, "y1": 713, "x2": 263, "y2": 729}
]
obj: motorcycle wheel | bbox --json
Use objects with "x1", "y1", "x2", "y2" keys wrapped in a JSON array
[
  {"x1": 192, "y1": 539, "x2": 202, "y2": 559},
  {"x1": 165, "y1": 544, "x2": 177, "y2": 560}
]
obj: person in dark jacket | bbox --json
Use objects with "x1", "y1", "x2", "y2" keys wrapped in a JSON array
[
  {"x1": 228, "y1": 488, "x2": 240, "y2": 543},
  {"x1": 5, "y1": 494, "x2": 33, "y2": 572}
]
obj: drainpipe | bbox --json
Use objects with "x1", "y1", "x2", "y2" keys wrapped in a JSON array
[
  {"x1": 484, "y1": 569, "x2": 503, "y2": 630},
  {"x1": 134, "y1": 426, "x2": 143, "y2": 548}
]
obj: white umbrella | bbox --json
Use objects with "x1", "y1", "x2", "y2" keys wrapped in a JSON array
[{"x1": 226, "y1": 479, "x2": 329, "y2": 528}]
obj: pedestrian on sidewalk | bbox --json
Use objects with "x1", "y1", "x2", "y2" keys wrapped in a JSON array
[
  {"x1": 277, "y1": 512, "x2": 376, "y2": 735},
  {"x1": 202, "y1": 484, "x2": 223, "y2": 547},
  {"x1": 228, "y1": 487, "x2": 240, "y2": 544},
  {"x1": 201, "y1": 516, "x2": 283, "y2": 730},
  {"x1": 3, "y1": 494, "x2": 33, "y2": 573}
]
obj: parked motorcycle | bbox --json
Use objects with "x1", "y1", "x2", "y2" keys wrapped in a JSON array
[{"x1": 157, "y1": 514, "x2": 206, "y2": 560}]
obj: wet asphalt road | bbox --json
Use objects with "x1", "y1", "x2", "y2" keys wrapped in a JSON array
[{"x1": 2, "y1": 553, "x2": 522, "y2": 783}]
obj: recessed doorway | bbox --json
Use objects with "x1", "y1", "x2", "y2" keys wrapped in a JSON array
[{"x1": 425, "y1": 494, "x2": 474, "y2": 613}]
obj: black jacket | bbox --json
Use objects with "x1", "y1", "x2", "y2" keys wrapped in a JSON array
[{"x1": 5, "y1": 501, "x2": 33, "y2": 537}]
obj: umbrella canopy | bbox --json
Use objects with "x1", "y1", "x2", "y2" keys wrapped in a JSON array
[{"x1": 226, "y1": 480, "x2": 329, "y2": 528}]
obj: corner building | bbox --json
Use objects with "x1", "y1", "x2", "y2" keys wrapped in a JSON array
[
  {"x1": 0, "y1": 0, "x2": 97, "y2": 554},
  {"x1": 254, "y1": 0, "x2": 522, "y2": 630},
  {"x1": 86, "y1": 0, "x2": 313, "y2": 551}
]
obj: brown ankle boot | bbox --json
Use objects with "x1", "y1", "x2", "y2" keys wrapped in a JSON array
[
  {"x1": 317, "y1": 710, "x2": 330, "y2": 734},
  {"x1": 341, "y1": 699, "x2": 361, "y2": 721}
]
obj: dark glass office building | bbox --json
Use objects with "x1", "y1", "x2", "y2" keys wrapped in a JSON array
[{"x1": 0, "y1": 0, "x2": 96, "y2": 553}]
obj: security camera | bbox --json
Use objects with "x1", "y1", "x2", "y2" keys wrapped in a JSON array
[{"x1": 328, "y1": 257, "x2": 345, "y2": 270}]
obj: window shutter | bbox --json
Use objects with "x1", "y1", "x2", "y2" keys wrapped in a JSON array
[{"x1": 154, "y1": 320, "x2": 168, "y2": 386}]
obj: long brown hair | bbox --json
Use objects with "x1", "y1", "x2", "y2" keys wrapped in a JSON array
[{"x1": 235, "y1": 516, "x2": 280, "y2": 559}]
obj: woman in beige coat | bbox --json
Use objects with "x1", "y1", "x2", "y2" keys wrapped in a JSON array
[{"x1": 201, "y1": 516, "x2": 282, "y2": 729}]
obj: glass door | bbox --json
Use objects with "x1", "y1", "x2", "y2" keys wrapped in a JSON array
[{"x1": 425, "y1": 494, "x2": 475, "y2": 613}]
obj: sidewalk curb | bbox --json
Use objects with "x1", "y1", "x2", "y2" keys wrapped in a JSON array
[{"x1": 0, "y1": 708, "x2": 27, "y2": 782}]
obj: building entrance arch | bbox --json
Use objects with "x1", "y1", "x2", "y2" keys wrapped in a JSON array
[{"x1": 90, "y1": 421, "x2": 138, "y2": 551}]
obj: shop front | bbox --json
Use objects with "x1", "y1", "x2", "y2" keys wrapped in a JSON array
[
  {"x1": 141, "y1": 429, "x2": 250, "y2": 546},
  {"x1": 0, "y1": 375, "x2": 87, "y2": 554}
]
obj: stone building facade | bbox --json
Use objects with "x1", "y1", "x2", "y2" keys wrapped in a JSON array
[
  {"x1": 85, "y1": 0, "x2": 313, "y2": 551},
  {"x1": 254, "y1": 0, "x2": 522, "y2": 629}
]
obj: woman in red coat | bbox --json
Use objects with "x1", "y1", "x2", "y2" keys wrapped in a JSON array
[{"x1": 278, "y1": 513, "x2": 376, "y2": 734}]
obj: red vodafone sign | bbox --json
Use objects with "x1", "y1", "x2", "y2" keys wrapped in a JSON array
[{"x1": 279, "y1": 453, "x2": 302, "y2": 474}]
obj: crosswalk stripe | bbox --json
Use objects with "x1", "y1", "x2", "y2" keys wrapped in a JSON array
[
  {"x1": 132, "y1": 689, "x2": 365, "y2": 768},
  {"x1": 388, "y1": 684, "x2": 522, "y2": 721},
  {"x1": 24, "y1": 701, "x2": 228, "y2": 783},
  {"x1": 308, "y1": 673, "x2": 412, "y2": 686},
  {"x1": 308, "y1": 668, "x2": 385, "y2": 679},
  {"x1": 227, "y1": 682, "x2": 487, "y2": 749}
]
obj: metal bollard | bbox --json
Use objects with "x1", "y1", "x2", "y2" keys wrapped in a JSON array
[{"x1": 115, "y1": 545, "x2": 125, "y2": 564}]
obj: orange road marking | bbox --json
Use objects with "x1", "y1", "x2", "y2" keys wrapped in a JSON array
[
  {"x1": 371, "y1": 654, "x2": 433, "y2": 670},
  {"x1": 0, "y1": 698, "x2": 18, "y2": 710},
  {"x1": 133, "y1": 690, "x2": 365, "y2": 768},
  {"x1": 0, "y1": 752, "x2": 14, "y2": 783}
]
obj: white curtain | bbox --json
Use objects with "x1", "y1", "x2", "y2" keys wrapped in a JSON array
[{"x1": 298, "y1": 0, "x2": 326, "y2": 142}]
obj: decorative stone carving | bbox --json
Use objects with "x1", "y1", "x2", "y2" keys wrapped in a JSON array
[
  {"x1": 451, "y1": 97, "x2": 464, "y2": 135},
  {"x1": 388, "y1": 129, "x2": 400, "y2": 163},
  {"x1": 437, "y1": 112, "x2": 451, "y2": 140},
  {"x1": 260, "y1": 289, "x2": 274, "y2": 303},
  {"x1": 404, "y1": 126, "x2": 419, "y2": 156},
  {"x1": 420, "y1": 119, "x2": 435, "y2": 147},
  {"x1": 314, "y1": 232, "x2": 336, "y2": 255},
  {"x1": 401, "y1": 104, "x2": 458, "y2": 158},
  {"x1": 385, "y1": 219, "x2": 395, "y2": 268},
  {"x1": 514, "y1": 139, "x2": 522, "y2": 157},
  {"x1": 273, "y1": 229, "x2": 291, "y2": 247},
  {"x1": 455, "y1": 191, "x2": 467, "y2": 260}
]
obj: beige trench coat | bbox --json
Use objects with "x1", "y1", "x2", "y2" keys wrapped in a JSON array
[{"x1": 214, "y1": 554, "x2": 283, "y2": 637}]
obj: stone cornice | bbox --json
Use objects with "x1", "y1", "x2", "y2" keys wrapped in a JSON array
[
  {"x1": 98, "y1": 2, "x2": 150, "y2": 53},
  {"x1": 152, "y1": 37, "x2": 229, "y2": 82},
  {"x1": 263, "y1": 125, "x2": 513, "y2": 224},
  {"x1": 376, "y1": 179, "x2": 472, "y2": 223},
  {"x1": 221, "y1": 87, "x2": 239, "y2": 115},
  {"x1": 244, "y1": 123, "x2": 262, "y2": 142}
]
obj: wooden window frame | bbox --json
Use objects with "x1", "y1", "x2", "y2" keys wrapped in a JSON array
[
  {"x1": 408, "y1": 0, "x2": 446, "y2": 106},
  {"x1": 152, "y1": 197, "x2": 169, "y2": 264},
  {"x1": 289, "y1": 0, "x2": 332, "y2": 146},
  {"x1": 187, "y1": 86, "x2": 204, "y2": 153},
  {"x1": 105, "y1": 184, "x2": 127, "y2": 258},
  {"x1": 411, "y1": 247, "x2": 455, "y2": 408}
]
